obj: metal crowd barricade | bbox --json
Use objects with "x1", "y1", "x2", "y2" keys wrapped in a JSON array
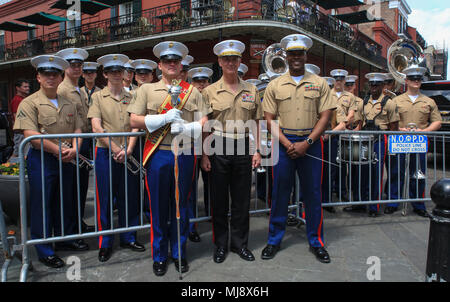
[
  {"x1": 1, "y1": 200, "x2": 22, "y2": 282},
  {"x1": 17, "y1": 132, "x2": 149, "y2": 282},
  {"x1": 319, "y1": 130, "x2": 448, "y2": 209}
]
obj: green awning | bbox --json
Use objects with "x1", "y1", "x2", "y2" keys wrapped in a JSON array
[
  {"x1": 315, "y1": 0, "x2": 364, "y2": 10},
  {"x1": 16, "y1": 12, "x2": 68, "y2": 26},
  {"x1": 0, "y1": 21, "x2": 35, "y2": 32},
  {"x1": 334, "y1": 10, "x2": 382, "y2": 24},
  {"x1": 51, "y1": 0, "x2": 111, "y2": 16}
]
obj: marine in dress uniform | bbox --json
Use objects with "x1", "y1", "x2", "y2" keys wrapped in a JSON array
[
  {"x1": 238, "y1": 63, "x2": 248, "y2": 78},
  {"x1": 180, "y1": 55, "x2": 194, "y2": 82},
  {"x1": 201, "y1": 40, "x2": 263, "y2": 264},
  {"x1": 131, "y1": 59, "x2": 157, "y2": 87},
  {"x1": 345, "y1": 73, "x2": 400, "y2": 217},
  {"x1": 343, "y1": 75, "x2": 368, "y2": 205},
  {"x1": 81, "y1": 62, "x2": 102, "y2": 107},
  {"x1": 186, "y1": 66, "x2": 214, "y2": 242},
  {"x1": 14, "y1": 55, "x2": 85, "y2": 268},
  {"x1": 123, "y1": 60, "x2": 138, "y2": 93},
  {"x1": 88, "y1": 54, "x2": 145, "y2": 262},
  {"x1": 261, "y1": 34, "x2": 336, "y2": 263},
  {"x1": 56, "y1": 48, "x2": 93, "y2": 241},
  {"x1": 385, "y1": 67, "x2": 441, "y2": 217},
  {"x1": 128, "y1": 41, "x2": 211, "y2": 276}
]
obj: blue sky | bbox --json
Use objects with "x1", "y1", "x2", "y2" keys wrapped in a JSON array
[{"x1": 407, "y1": 0, "x2": 450, "y2": 79}]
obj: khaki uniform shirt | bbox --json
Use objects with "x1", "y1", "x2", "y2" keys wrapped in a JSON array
[
  {"x1": 202, "y1": 77, "x2": 263, "y2": 134},
  {"x1": 393, "y1": 92, "x2": 442, "y2": 129},
  {"x1": 333, "y1": 89, "x2": 357, "y2": 124},
  {"x1": 262, "y1": 72, "x2": 336, "y2": 136},
  {"x1": 353, "y1": 96, "x2": 364, "y2": 123},
  {"x1": 13, "y1": 89, "x2": 83, "y2": 146},
  {"x1": 363, "y1": 93, "x2": 400, "y2": 130},
  {"x1": 127, "y1": 80, "x2": 212, "y2": 148},
  {"x1": 87, "y1": 87, "x2": 134, "y2": 148},
  {"x1": 58, "y1": 78, "x2": 89, "y2": 132}
]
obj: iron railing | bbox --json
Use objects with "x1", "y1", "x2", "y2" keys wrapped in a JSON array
[{"x1": 0, "y1": 0, "x2": 385, "y2": 67}]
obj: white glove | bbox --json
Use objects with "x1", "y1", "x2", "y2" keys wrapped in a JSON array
[
  {"x1": 171, "y1": 121, "x2": 202, "y2": 139},
  {"x1": 144, "y1": 109, "x2": 182, "y2": 133}
]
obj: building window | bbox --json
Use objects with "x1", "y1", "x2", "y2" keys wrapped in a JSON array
[{"x1": 119, "y1": 1, "x2": 133, "y2": 24}]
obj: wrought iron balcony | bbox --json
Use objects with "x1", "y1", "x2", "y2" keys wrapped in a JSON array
[{"x1": 0, "y1": 0, "x2": 385, "y2": 68}]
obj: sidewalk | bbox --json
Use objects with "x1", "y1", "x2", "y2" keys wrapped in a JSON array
[{"x1": 2, "y1": 202, "x2": 430, "y2": 282}]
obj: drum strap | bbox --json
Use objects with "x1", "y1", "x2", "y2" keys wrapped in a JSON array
[{"x1": 363, "y1": 95, "x2": 391, "y2": 127}]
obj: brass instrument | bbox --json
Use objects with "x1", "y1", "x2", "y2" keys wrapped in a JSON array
[
  {"x1": 118, "y1": 144, "x2": 146, "y2": 176},
  {"x1": 387, "y1": 38, "x2": 425, "y2": 85},
  {"x1": 262, "y1": 43, "x2": 288, "y2": 80},
  {"x1": 61, "y1": 142, "x2": 95, "y2": 169}
]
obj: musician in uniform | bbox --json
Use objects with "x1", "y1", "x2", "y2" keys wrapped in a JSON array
[
  {"x1": 186, "y1": 66, "x2": 214, "y2": 242},
  {"x1": 383, "y1": 73, "x2": 399, "y2": 96},
  {"x1": 129, "y1": 41, "x2": 211, "y2": 276},
  {"x1": 132, "y1": 59, "x2": 157, "y2": 87},
  {"x1": 201, "y1": 40, "x2": 262, "y2": 264},
  {"x1": 88, "y1": 54, "x2": 145, "y2": 262},
  {"x1": 261, "y1": 34, "x2": 335, "y2": 263},
  {"x1": 180, "y1": 55, "x2": 194, "y2": 82},
  {"x1": 14, "y1": 55, "x2": 84, "y2": 268},
  {"x1": 238, "y1": 63, "x2": 248, "y2": 78},
  {"x1": 56, "y1": 48, "x2": 93, "y2": 242},
  {"x1": 385, "y1": 67, "x2": 441, "y2": 217},
  {"x1": 81, "y1": 62, "x2": 102, "y2": 107},
  {"x1": 344, "y1": 73, "x2": 399, "y2": 217},
  {"x1": 123, "y1": 60, "x2": 138, "y2": 93}
]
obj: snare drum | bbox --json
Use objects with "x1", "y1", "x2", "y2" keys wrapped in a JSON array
[{"x1": 336, "y1": 134, "x2": 376, "y2": 165}]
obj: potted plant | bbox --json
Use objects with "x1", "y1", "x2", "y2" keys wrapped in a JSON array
[{"x1": 0, "y1": 162, "x2": 29, "y2": 225}]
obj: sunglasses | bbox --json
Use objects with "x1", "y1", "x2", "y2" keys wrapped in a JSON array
[
  {"x1": 385, "y1": 79, "x2": 395, "y2": 84},
  {"x1": 83, "y1": 70, "x2": 97, "y2": 74},
  {"x1": 345, "y1": 82, "x2": 355, "y2": 86},
  {"x1": 369, "y1": 81, "x2": 383, "y2": 87},
  {"x1": 333, "y1": 76, "x2": 345, "y2": 81}
]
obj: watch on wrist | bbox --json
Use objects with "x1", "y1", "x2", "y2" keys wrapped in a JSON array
[{"x1": 306, "y1": 138, "x2": 314, "y2": 145}]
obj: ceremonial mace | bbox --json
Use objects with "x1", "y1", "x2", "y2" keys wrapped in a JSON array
[{"x1": 169, "y1": 80, "x2": 183, "y2": 280}]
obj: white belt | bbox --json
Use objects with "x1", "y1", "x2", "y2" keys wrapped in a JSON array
[{"x1": 213, "y1": 130, "x2": 249, "y2": 139}]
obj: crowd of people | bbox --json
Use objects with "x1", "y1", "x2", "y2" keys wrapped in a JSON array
[{"x1": 8, "y1": 31, "x2": 442, "y2": 278}]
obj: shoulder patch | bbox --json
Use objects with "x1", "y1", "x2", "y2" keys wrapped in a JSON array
[{"x1": 16, "y1": 110, "x2": 26, "y2": 119}]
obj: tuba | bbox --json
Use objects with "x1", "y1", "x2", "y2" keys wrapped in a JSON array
[
  {"x1": 262, "y1": 43, "x2": 289, "y2": 80},
  {"x1": 387, "y1": 38, "x2": 425, "y2": 85}
]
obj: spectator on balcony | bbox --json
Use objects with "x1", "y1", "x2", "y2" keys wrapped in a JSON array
[{"x1": 9, "y1": 79, "x2": 30, "y2": 160}]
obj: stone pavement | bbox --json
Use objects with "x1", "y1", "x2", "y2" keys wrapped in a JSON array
[{"x1": 2, "y1": 201, "x2": 431, "y2": 282}]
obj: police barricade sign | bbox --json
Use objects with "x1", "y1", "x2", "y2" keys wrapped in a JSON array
[{"x1": 388, "y1": 134, "x2": 428, "y2": 154}]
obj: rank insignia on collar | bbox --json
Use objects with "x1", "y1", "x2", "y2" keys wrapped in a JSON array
[{"x1": 242, "y1": 93, "x2": 255, "y2": 103}]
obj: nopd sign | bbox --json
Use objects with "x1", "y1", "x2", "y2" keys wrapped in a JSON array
[{"x1": 389, "y1": 134, "x2": 428, "y2": 154}]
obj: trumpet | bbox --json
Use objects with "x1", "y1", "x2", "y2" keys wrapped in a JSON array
[
  {"x1": 113, "y1": 144, "x2": 145, "y2": 176},
  {"x1": 61, "y1": 142, "x2": 95, "y2": 170}
]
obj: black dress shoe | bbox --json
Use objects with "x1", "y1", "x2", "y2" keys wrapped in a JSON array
[
  {"x1": 98, "y1": 247, "x2": 113, "y2": 262},
  {"x1": 368, "y1": 210, "x2": 379, "y2": 217},
  {"x1": 153, "y1": 261, "x2": 168, "y2": 276},
  {"x1": 343, "y1": 205, "x2": 366, "y2": 213},
  {"x1": 188, "y1": 231, "x2": 201, "y2": 243},
  {"x1": 173, "y1": 258, "x2": 189, "y2": 273},
  {"x1": 384, "y1": 206, "x2": 398, "y2": 214},
  {"x1": 286, "y1": 215, "x2": 298, "y2": 227},
  {"x1": 231, "y1": 247, "x2": 255, "y2": 261},
  {"x1": 413, "y1": 208, "x2": 430, "y2": 218},
  {"x1": 55, "y1": 239, "x2": 89, "y2": 251},
  {"x1": 309, "y1": 246, "x2": 330, "y2": 263},
  {"x1": 261, "y1": 244, "x2": 280, "y2": 260},
  {"x1": 120, "y1": 241, "x2": 145, "y2": 252},
  {"x1": 213, "y1": 246, "x2": 227, "y2": 263},
  {"x1": 39, "y1": 255, "x2": 65, "y2": 268},
  {"x1": 324, "y1": 206, "x2": 336, "y2": 213}
]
